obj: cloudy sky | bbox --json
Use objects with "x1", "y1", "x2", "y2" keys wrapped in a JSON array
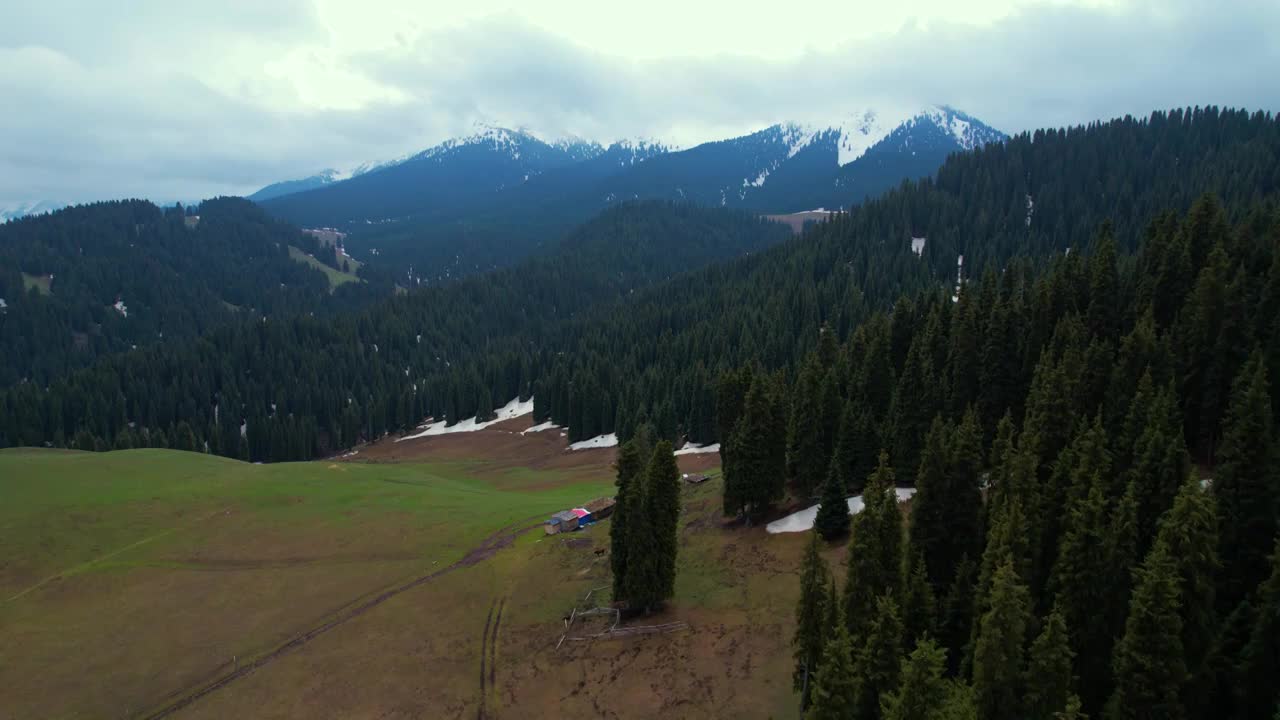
[{"x1": 1, "y1": 0, "x2": 1276, "y2": 206}]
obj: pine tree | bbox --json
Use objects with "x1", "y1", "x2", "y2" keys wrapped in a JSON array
[
  {"x1": 852, "y1": 593, "x2": 904, "y2": 720},
  {"x1": 939, "y1": 553, "x2": 976, "y2": 677},
  {"x1": 795, "y1": 531, "x2": 833, "y2": 708},
  {"x1": 972, "y1": 559, "x2": 1030, "y2": 720},
  {"x1": 787, "y1": 354, "x2": 827, "y2": 497},
  {"x1": 1049, "y1": 472, "x2": 1115, "y2": 714},
  {"x1": 900, "y1": 551, "x2": 937, "y2": 652},
  {"x1": 1023, "y1": 605, "x2": 1075, "y2": 720},
  {"x1": 1108, "y1": 541, "x2": 1186, "y2": 720},
  {"x1": 1236, "y1": 536, "x2": 1280, "y2": 718},
  {"x1": 881, "y1": 638, "x2": 949, "y2": 720},
  {"x1": 723, "y1": 374, "x2": 784, "y2": 520},
  {"x1": 845, "y1": 452, "x2": 903, "y2": 641},
  {"x1": 1153, "y1": 475, "x2": 1219, "y2": 711},
  {"x1": 815, "y1": 456, "x2": 852, "y2": 540},
  {"x1": 645, "y1": 440, "x2": 681, "y2": 601},
  {"x1": 809, "y1": 606, "x2": 859, "y2": 720},
  {"x1": 909, "y1": 417, "x2": 952, "y2": 587},
  {"x1": 1214, "y1": 351, "x2": 1278, "y2": 612},
  {"x1": 1119, "y1": 381, "x2": 1189, "y2": 555},
  {"x1": 889, "y1": 337, "x2": 936, "y2": 485},
  {"x1": 620, "y1": 466, "x2": 658, "y2": 611},
  {"x1": 611, "y1": 438, "x2": 647, "y2": 600}
]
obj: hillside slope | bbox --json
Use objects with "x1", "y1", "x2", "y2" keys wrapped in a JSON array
[
  {"x1": 0, "y1": 198, "x2": 391, "y2": 386},
  {"x1": 4, "y1": 108, "x2": 1275, "y2": 461}
]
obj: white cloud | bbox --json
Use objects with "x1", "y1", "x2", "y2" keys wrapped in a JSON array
[{"x1": 0, "y1": 0, "x2": 1276, "y2": 206}]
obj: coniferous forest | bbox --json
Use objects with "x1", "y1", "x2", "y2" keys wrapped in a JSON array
[
  {"x1": 2, "y1": 105, "x2": 1279, "y2": 717},
  {"x1": 4, "y1": 107, "x2": 1277, "y2": 462}
]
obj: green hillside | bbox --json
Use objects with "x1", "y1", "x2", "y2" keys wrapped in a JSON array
[{"x1": 0, "y1": 447, "x2": 614, "y2": 717}]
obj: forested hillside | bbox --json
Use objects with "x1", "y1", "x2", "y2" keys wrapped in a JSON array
[
  {"x1": 0, "y1": 203, "x2": 787, "y2": 456},
  {"x1": 0, "y1": 198, "x2": 393, "y2": 386},
  {"x1": 706, "y1": 191, "x2": 1280, "y2": 720},
  {"x1": 2, "y1": 108, "x2": 1276, "y2": 468}
]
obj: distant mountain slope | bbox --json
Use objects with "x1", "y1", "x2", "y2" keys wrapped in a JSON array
[
  {"x1": 253, "y1": 108, "x2": 1003, "y2": 280},
  {"x1": 592, "y1": 106, "x2": 1005, "y2": 212},
  {"x1": 1, "y1": 200, "x2": 66, "y2": 224},
  {"x1": 248, "y1": 169, "x2": 349, "y2": 202},
  {"x1": 260, "y1": 126, "x2": 605, "y2": 227},
  {"x1": 0, "y1": 198, "x2": 392, "y2": 386}
]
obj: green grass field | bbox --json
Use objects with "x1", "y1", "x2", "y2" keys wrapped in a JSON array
[
  {"x1": 0, "y1": 447, "x2": 806, "y2": 719},
  {"x1": 287, "y1": 246, "x2": 361, "y2": 289},
  {"x1": 0, "y1": 448, "x2": 611, "y2": 718}
]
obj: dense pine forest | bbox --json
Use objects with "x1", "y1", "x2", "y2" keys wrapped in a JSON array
[
  {"x1": 729, "y1": 193, "x2": 1279, "y2": 718},
  {"x1": 0, "y1": 197, "x2": 393, "y2": 386},
  {"x1": 0, "y1": 202, "x2": 787, "y2": 455},
  {"x1": 1, "y1": 108, "x2": 1276, "y2": 467}
]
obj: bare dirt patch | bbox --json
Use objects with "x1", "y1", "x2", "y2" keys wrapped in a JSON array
[{"x1": 355, "y1": 415, "x2": 719, "y2": 480}]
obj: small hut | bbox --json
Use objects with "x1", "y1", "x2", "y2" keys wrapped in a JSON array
[
  {"x1": 584, "y1": 496, "x2": 616, "y2": 520},
  {"x1": 545, "y1": 510, "x2": 581, "y2": 535}
]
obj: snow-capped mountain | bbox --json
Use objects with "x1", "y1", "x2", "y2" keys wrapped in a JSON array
[
  {"x1": 257, "y1": 124, "x2": 671, "y2": 227},
  {"x1": 255, "y1": 108, "x2": 1003, "y2": 227},
  {"x1": 1, "y1": 200, "x2": 65, "y2": 223},
  {"x1": 582, "y1": 106, "x2": 1003, "y2": 213}
]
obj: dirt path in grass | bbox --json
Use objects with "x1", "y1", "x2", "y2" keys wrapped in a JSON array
[
  {"x1": 141, "y1": 522, "x2": 534, "y2": 720},
  {"x1": 477, "y1": 596, "x2": 507, "y2": 720}
]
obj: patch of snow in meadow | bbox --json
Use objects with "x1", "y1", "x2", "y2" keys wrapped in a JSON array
[
  {"x1": 521, "y1": 421, "x2": 559, "y2": 435},
  {"x1": 397, "y1": 397, "x2": 534, "y2": 441},
  {"x1": 766, "y1": 488, "x2": 916, "y2": 534},
  {"x1": 568, "y1": 433, "x2": 618, "y2": 451},
  {"x1": 674, "y1": 442, "x2": 721, "y2": 456}
]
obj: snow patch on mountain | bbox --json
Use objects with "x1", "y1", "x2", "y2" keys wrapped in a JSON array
[
  {"x1": 1, "y1": 200, "x2": 65, "y2": 223},
  {"x1": 785, "y1": 105, "x2": 1006, "y2": 167}
]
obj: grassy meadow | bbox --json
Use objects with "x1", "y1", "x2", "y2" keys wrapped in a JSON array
[{"x1": 1, "y1": 445, "x2": 811, "y2": 719}]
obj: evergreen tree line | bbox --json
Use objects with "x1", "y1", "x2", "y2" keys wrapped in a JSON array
[
  {"x1": 0, "y1": 203, "x2": 787, "y2": 457},
  {"x1": 0, "y1": 197, "x2": 393, "y2": 387},
  {"x1": 781, "y1": 200, "x2": 1279, "y2": 718},
  {"x1": 3, "y1": 108, "x2": 1277, "y2": 464},
  {"x1": 609, "y1": 429, "x2": 682, "y2": 613}
]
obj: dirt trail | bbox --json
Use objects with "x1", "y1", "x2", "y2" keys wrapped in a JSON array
[
  {"x1": 140, "y1": 523, "x2": 535, "y2": 720},
  {"x1": 477, "y1": 596, "x2": 507, "y2": 720}
]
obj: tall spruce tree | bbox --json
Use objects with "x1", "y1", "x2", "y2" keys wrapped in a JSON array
[
  {"x1": 611, "y1": 438, "x2": 647, "y2": 600},
  {"x1": 1153, "y1": 475, "x2": 1220, "y2": 712},
  {"x1": 809, "y1": 604, "x2": 859, "y2": 720},
  {"x1": 851, "y1": 593, "x2": 904, "y2": 720},
  {"x1": 795, "y1": 531, "x2": 834, "y2": 708},
  {"x1": 1023, "y1": 605, "x2": 1075, "y2": 720},
  {"x1": 881, "y1": 638, "x2": 949, "y2": 720},
  {"x1": 939, "y1": 553, "x2": 977, "y2": 677},
  {"x1": 816, "y1": 456, "x2": 852, "y2": 540},
  {"x1": 1235, "y1": 536, "x2": 1280, "y2": 718},
  {"x1": 1214, "y1": 351, "x2": 1278, "y2": 612},
  {"x1": 1108, "y1": 540, "x2": 1187, "y2": 720},
  {"x1": 909, "y1": 417, "x2": 953, "y2": 588},
  {"x1": 724, "y1": 374, "x2": 785, "y2": 520},
  {"x1": 845, "y1": 452, "x2": 903, "y2": 641},
  {"x1": 901, "y1": 551, "x2": 937, "y2": 652},
  {"x1": 1050, "y1": 472, "x2": 1117, "y2": 715},
  {"x1": 645, "y1": 440, "x2": 681, "y2": 601},
  {"x1": 972, "y1": 559, "x2": 1031, "y2": 720},
  {"x1": 889, "y1": 336, "x2": 936, "y2": 485},
  {"x1": 788, "y1": 354, "x2": 828, "y2": 497}
]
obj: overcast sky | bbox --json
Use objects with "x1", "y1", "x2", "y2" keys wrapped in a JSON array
[{"x1": 1, "y1": 0, "x2": 1276, "y2": 206}]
